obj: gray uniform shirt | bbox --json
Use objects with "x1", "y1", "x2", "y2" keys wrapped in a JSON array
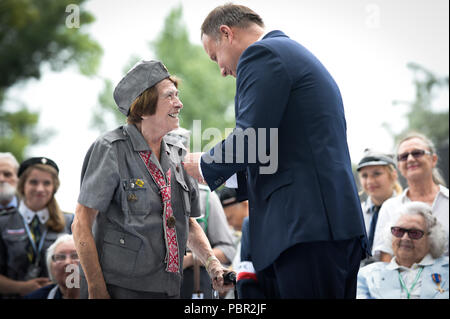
[{"x1": 78, "y1": 124, "x2": 200, "y2": 296}]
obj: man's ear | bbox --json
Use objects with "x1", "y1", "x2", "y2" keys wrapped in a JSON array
[{"x1": 219, "y1": 25, "x2": 234, "y2": 42}]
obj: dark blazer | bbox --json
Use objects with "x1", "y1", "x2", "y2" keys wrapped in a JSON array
[{"x1": 201, "y1": 30, "x2": 368, "y2": 272}]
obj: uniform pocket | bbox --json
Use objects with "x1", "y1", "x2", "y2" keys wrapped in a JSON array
[
  {"x1": 101, "y1": 229, "x2": 141, "y2": 275},
  {"x1": 122, "y1": 178, "x2": 150, "y2": 214}
]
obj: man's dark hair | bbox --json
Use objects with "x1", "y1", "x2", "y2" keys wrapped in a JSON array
[{"x1": 201, "y1": 3, "x2": 264, "y2": 40}]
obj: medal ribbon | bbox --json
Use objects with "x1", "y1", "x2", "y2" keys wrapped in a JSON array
[
  {"x1": 139, "y1": 151, "x2": 180, "y2": 273},
  {"x1": 398, "y1": 267, "x2": 424, "y2": 299}
]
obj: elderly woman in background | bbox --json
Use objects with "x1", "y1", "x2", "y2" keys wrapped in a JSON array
[
  {"x1": 357, "y1": 201, "x2": 448, "y2": 299},
  {"x1": 357, "y1": 149, "x2": 402, "y2": 265},
  {"x1": 373, "y1": 132, "x2": 449, "y2": 262},
  {"x1": 24, "y1": 234, "x2": 79, "y2": 299},
  {"x1": 0, "y1": 157, "x2": 73, "y2": 298}
]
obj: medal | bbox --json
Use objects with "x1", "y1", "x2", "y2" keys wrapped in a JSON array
[
  {"x1": 127, "y1": 193, "x2": 138, "y2": 202},
  {"x1": 431, "y1": 273, "x2": 445, "y2": 293}
]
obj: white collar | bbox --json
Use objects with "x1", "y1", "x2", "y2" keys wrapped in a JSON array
[
  {"x1": 18, "y1": 200, "x2": 49, "y2": 224},
  {"x1": 402, "y1": 185, "x2": 449, "y2": 202},
  {"x1": 387, "y1": 253, "x2": 435, "y2": 271}
]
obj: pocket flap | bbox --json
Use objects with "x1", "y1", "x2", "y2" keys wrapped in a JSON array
[{"x1": 104, "y1": 230, "x2": 141, "y2": 251}]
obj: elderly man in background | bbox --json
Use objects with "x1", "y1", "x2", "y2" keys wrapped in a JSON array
[
  {"x1": 357, "y1": 202, "x2": 448, "y2": 299},
  {"x1": 0, "y1": 153, "x2": 19, "y2": 214}
]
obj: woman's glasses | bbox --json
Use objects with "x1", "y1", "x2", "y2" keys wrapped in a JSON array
[
  {"x1": 397, "y1": 149, "x2": 431, "y2": 162},
  {"x1": 51, "y1": 252, "x2": 79, "y2": 262},
  {"x1": 391, "y1": 226, "x2": 426, "y2": 240}
]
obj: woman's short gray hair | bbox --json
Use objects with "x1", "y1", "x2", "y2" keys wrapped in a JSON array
[
  {"x1": 389, "y1": 201, "x2": 447, "y2": 258},
  {"x1": 46, "y1": 234, "x2": 75, "y2": 282}
]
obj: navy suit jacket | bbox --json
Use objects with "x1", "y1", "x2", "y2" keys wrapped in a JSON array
[{"x1": 201, "y1": 30, "x2": 368, "y2": 271}]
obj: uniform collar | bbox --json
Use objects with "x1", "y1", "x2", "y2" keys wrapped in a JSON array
[
  {"x1": 124, "y1": 124, "x2": 151, "y2": 152},
  {"x1": 438, "y1": 185, "x2": 449, "y2": 198},
  {"x1": 18, "y1": 200, "x2": 49, "y2": 224},
  {"x1": 387, "y1": 253, "x2": 435, "y2": 271}
]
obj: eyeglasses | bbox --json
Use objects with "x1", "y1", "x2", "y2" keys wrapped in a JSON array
[
  {"x1": 391, "y1": 226, "x2": 427, "y2": 240},
  {"x1": 397, "y1": 149, "x2": 431, "y2": 162},
  {"x1": 51, "y1": 252, "x2": 79, "y2": 262}
]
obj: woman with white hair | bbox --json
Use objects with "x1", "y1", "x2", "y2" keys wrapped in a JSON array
[
  {"x1": 357, "y1": 201, "x2": 448, "y2": 299},
  {"x1": 24, "y1": 234, "x2": 79, "y2": 299}
]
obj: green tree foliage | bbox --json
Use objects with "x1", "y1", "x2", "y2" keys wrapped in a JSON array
[
  {"x1": 392, "y1": 63, "x2": 449, "y2": 146},
  {"x1": 151, "y1": 6, "x2": 236, "y2": 135},
  {"x1": 92, "y1": 5, "x2": 236, "y2": 149},
  {"x1": 0, "y1": 0, "x2": 102, "y2": 161}
]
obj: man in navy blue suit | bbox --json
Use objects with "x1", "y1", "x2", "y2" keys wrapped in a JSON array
[{"x1": 183, "y1": 3, "x2": 369, "y2": 298}]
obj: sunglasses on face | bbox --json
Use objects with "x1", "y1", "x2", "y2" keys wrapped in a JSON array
[
  {"x1": 397, "y1": 149, "x2": 431, "y2": 162},
  {"x1": 391, "y1": 226, "x2": 427, "y2": 240}
]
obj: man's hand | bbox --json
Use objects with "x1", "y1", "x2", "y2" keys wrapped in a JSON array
[{"x1": 182, "y1": 152, "x2": 205, "y2": 184}]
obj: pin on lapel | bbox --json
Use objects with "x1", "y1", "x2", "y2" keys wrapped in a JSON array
[{"x1": 431, "y1": 273, "x2": 445, "y2": 293}]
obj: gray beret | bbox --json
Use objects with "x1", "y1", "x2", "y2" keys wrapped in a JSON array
[
  {"x1": 113, "y1": 60, "x2": 170, "y2": 116},
  {"x1": 357, "y1": 149, "x2": 396, "y2": 171}
]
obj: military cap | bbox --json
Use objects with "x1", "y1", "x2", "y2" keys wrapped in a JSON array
[
  {"x1": 357, "y1": 149, "x2": 396, "y2": 171},
  {"x1": 18, "y1": 157, "x2": 59, "y2": 177},
  {"x1": 113, "y1": 60, "x2": 170, "y2": 116}
]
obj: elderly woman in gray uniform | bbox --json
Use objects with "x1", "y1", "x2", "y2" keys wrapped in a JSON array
[{"x1": 72, "y1": 60, "x2": 231, "y2": 299}]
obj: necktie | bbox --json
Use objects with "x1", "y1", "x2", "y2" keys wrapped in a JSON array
[
  {"x1": 139, "y1": 151, "x2": 180, "y2": 273},
  {"x1": 28, "y1": 215, "x2": 42, "y2": 262},
  {"x1": 368, "y1": 205, "x2": 380, "y2": 252}
]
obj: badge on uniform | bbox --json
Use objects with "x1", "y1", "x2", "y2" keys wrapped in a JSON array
[
  {"x1": 135, "y1": 179, "x2": 144, "y2": 187},
  {"x1": 127, "y1": 193, "x2": 138, "y2": 202},
  {"x1": 431, "y1": 273, "x2": 445, "y2": 293}
]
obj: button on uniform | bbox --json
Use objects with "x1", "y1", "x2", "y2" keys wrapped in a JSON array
[{"x1": 167, "y1": 216, "x2": 176, "y2": 228}]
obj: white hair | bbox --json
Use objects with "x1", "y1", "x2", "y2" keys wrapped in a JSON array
[
  {"x1": 0, "y1": 152, "x2": 19, "y2": 172},
  {"x1": 387, "y1": 201, "x2": 447, "y2": 258},
  {"x1": 46, "y1": 234, "x2": 75, "y2": 282}
]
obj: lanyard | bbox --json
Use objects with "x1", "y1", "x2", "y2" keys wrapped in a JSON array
[
  {"x1": 23, "y1": 217, "x2": 48, "y2": 264},
  {"x1": 398, "y1": 267, "x2": 424, "y2": 299}
]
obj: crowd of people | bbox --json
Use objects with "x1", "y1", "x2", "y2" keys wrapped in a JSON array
[
  {"x1": 0, "y1": 3, "x2": 448, "y2": 299},
  {"x1": 0, "y1": 131, "x2": 447, "y2": 300}
]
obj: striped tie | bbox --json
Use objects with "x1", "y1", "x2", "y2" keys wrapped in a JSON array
[{"x1": 28, "y1": 215, "x2": 41, "y2": 262}]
